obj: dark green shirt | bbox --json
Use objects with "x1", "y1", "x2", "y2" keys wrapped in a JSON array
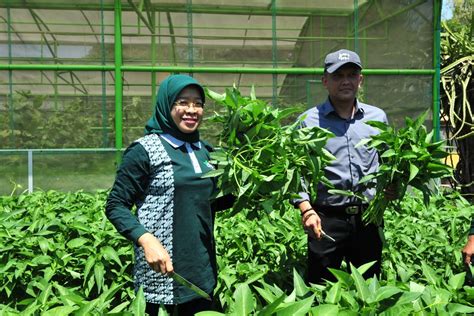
[
  {"x1": 470, "y1": 218, "x2": 474, "y2": 235},
  {"x1": 106, "y1": 133, "x2": 219, "y2": 304}
]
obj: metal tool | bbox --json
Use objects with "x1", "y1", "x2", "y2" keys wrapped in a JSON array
[
  {"x1": 304, "y1": 228, "x2": 336, "y2": 242},
  {"x1": 170, "y1": 271, "x2": 211, "y2": 301},
  {"x1": 320, "y1": 230, "x2": 336, "y2": 242}
]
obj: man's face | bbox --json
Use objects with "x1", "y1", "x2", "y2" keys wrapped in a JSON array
[{"x1": 322, "y1": 64, "x2": 363, "y2": 104}]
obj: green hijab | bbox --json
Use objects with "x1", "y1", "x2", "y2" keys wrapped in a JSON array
[{"x1": 144, "y1": 74, "x2": 205, "y2": 143}]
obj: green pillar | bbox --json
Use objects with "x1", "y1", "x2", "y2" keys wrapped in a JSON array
[
  {"x1": 271, "y1": 0, "x2": 277, "y2": 106},
  {"x1": 433, "y1": 0, "x2": 441, "y2": 141},
  {"x1": 114, "y1": 0, "x2": 124, "y2": 164},
  {"x1": 7, "y1": 7, "x2": 15, "y2": 147},
  {"x1": 100, "y1": 0, "x2": 109, "y2": 147}
]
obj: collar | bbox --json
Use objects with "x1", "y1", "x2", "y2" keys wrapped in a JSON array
[
  {"x1": 320, "y1": 98, "x2": 365, "y2": 117},
  {"x1": 160, "y1": 133, "x2": 201, "y2": 149}
]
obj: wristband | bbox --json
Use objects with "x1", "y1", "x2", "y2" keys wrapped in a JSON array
[
  {"x1": 303, "y1": 212, "x2": 316, "y2": 222},
  {"x1": 301, "y1": 207, "x2": 314, "y2": 216}
]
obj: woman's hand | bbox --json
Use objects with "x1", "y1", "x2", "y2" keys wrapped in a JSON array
[{"x1": 137, "y1": 233, "x2": 174, "y2": 274}]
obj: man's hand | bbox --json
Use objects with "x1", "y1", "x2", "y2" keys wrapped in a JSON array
[
  {"x1": 462, "y1": 235, "x2": 474, "y2": 265},
  {"x1": 384, "y1": 183, "x2": 398, "y2": 201},
  {"x1": 299, "y1": 201, "x2": 322, "y2": 239},
  {"x1": 138, "y1": 232, "x2": 174, "y2": 274}
]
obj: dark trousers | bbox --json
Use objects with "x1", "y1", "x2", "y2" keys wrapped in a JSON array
[
  {"x1": 145, "y1": 298, "x2": 213, "y2": 316},
  {"x1": 307, "y1": 210, "x2": 383, "y2": 284}
]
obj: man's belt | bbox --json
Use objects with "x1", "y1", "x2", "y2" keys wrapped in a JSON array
[{"x1": 315, "y1": 204, "x2": 367, "y2": 216}]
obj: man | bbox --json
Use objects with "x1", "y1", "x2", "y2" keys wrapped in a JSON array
[{"x1": 294, "y1": 49, "x2": 390, "y2": 284}]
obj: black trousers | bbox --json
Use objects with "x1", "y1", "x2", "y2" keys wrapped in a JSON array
[
  {"x1": 307, "y1": 210, "x2": 383, "y2": 284},
  {"x1": 145, "y1": 298, "x2": 213, "y2": 316}
]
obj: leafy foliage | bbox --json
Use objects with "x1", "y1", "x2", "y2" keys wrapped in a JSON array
[
  {"x1": 1, "y1": 190, "x2": 473, "y2": 314},
  {"x1": 0, "y1": 190, "x2": 144, "y2": 315},
  {"x1": 358, "y1": 110, "x2": 452, "y2": 225},
  {"x1": 204, "y1": 87, "x2": 334, "y2": 214},
  {"x1": 382, "y1": 190, "x2": 473, "y2": 280},
  {"x1": 440, "y1": 19, "x2": 474, "y2": 197},
  {"x1": 0, "y1": 91, "x2": 152, "y2": 150},
  {"x1": 214, "y1": 208, "x2": 306, "y2": 311}
]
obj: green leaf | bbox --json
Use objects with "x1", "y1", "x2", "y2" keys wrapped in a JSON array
[
  {"x1": 448, "y1": 272, "x2": 465, "y2": 290},
  {"x1": 311, "y1": 304, "x2": 339, "y2": 316},
  {"x1": 206, "y1": 88, "x2": 225, "y2": 102},
  {"x1": 355, "y1": 138, "x2": 371, "y2": 148},
  {"x1": 350, "y1": 264, "x2": 369, "y2": 302},
  {"x1": 233, "y1": 283, "x2": 254, "y2": 315},
  {"x1": 421, "y1": 261, "x2": 439, "y2": 285},
  {"x1": 275, "y1": 294, "x2": 314, "y2": 316},
  {"x1": 130, "y1": 286, "x2": 146, "y2": 315},
  {"x1": 373, "y1": 286, "x2": 402, "y2": 302},
  {"x1": 409, "y1": 282, "x2": 425, "y2": 293},
  {"x1": 31, "y1": 255, "x2": 52, "y2": 266},
  {"x1": 327, "y1": 269, "x2": 352, "y2": 286},
  {"x1": 293, "y1": 269, "x2": 309, "y2": 297},
  {"x1": 365, "y1": 120, "x2": 389, "y2": 131},
  {"x1": 447, "y1": 303, "x2": 474, "y2": 314},
  {"x1": 254, "y1": 286, "x2": 278, "y2": 304},
  {"x1": 108, "y1": 302, "x2": 130, "y2": 313},
  {"x1": 38, "y1": 283, "x2": 52, "y2": 306},
  {"x1": 94, "y1": 262, "x2": 105, "y2": 294},
  {"x1": 408, "y1": 163, "x2": 419, "y2": 183},
  {"x1": 257, "y1": 294, "x2": 286, "y2": 316},
  {"x1": 41, "y1": 306, "x2": 78, "y2": 316},
  {"x1": 381, "y1": 149, "x2": 396, "y2": 158},
  {"x1": 425, "y1": 129, "x2": 434, "y2": 144},
  {"x1": 250, "y1": 85, "x2": 256, "y2": 101},
  {"x1": 202, "y1": 169, "x2": 225, "y2": 178},
  {"x1": 355, "y1": 261, "x2": 376, "y2": 276},
  {"x1": 101, "y1": 246, "x2": 122, "y2": 267},
  {"x1": 327, "y1": 189, "x2": 356, "y2": 197},
  {"x1": 325, "y1": 282, "x2": 342, "y2": 304},
  {"x1": 66, "y1": 237, "x2": 89, "y2": 249},
  {"x1": 83, "y1": 256, "x2": 95, "y2": 283},
  {"x1": 395, "y1": 291, "x2": 422, "y2": 306}
]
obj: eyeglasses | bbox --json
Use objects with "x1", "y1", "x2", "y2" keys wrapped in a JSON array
[{"x1": 173, "y1": 99, "x2": 204, "y2": 110}]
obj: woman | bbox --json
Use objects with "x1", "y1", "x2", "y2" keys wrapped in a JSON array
[{"x1": 106, "y1": 74, "x2": 231, "y2": 315}]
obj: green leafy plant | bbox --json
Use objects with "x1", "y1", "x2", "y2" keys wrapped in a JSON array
[
  {"x1": 440, "y1": 20, "x2": 474, "y2": 197},
  {"x1": 0, "y1": 190, "x2": 141, "y2": 314},
  {"x1": 1, "y1": 189, "x2": 473, "y2": 314},
  {"x1": 356, "y1": 110, "x2": 452, "y2": 225},
  {"x1": 204, "y1": 87, "x2": 334, "y2": 214}
]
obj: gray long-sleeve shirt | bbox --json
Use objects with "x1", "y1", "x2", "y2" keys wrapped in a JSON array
[{"x1": 296, "y1": 98, "x2": 388, "y2": 206}]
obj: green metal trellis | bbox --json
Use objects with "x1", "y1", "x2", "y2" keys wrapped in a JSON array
[{"x1": 0, "y1": 0, "x2": 442, "y2": 167}]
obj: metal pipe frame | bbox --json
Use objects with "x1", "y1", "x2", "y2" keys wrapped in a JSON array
[
  {"x1": 0, "y1": 0, "x2": 441, "y2": 165},
  {"x1": 0, "y1": 64, "x2": 435, "y2": 75}
]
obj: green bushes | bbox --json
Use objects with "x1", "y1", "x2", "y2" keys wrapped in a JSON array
[
  {"x1": 0, "y1": 190, "x2": 473, "y2": 315},
  {"x1": 0, "y1": 191, "x2": 141, "y2": 314}
]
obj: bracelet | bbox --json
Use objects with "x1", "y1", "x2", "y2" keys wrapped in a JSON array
[
  {"x1": 303, "y1": 212, "x2": 316, "y2": 222},
  {"x1": 301, "y1": 207, "x2": 314, "y2": 216}
]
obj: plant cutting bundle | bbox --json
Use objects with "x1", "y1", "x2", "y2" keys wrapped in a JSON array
[
  {"x1": 359, "y1": 110, "x2": 452, "y2": 225},
  {"x1": 204, "y1": 87, "x2": 335, "y2": 215}
]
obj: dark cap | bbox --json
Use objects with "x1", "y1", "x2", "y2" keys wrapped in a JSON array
[{"x1": 324, "y1": 49, "x2": 362, "y2": 73}]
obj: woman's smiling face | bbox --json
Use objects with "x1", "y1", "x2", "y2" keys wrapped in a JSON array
[{"x1": 170, "y1": 85, "x2": 204, "y2": 134}]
